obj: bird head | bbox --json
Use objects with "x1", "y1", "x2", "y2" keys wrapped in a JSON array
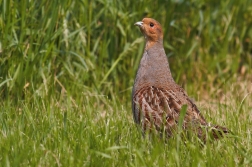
[{"x1": 134, "y1": 18, "x2": 163, "y2": 44}]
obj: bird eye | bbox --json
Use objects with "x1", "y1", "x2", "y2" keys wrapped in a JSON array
[{"x1": 150, "y1": 23, "x2": 154, "y2": 27}]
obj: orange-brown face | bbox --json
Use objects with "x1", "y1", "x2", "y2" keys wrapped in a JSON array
[{"x1": 134, "y1": 18, "x2": 163, "y2": 42}]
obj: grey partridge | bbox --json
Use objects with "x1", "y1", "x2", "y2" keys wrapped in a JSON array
[{"x1": 132, "y1": 18, "x2": 229, "y2": 141}]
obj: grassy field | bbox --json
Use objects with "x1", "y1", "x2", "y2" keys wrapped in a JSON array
[{"x1": 1, "y1": 0, "x2": 252, "y2": 166}]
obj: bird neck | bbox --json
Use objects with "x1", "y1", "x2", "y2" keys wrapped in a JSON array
[
  {"x1": 145, "y1": 38, "x2": 163, "y2": 50},
  {"x1": 134, "y1": 42, "x2": 175, "y2": 91}
]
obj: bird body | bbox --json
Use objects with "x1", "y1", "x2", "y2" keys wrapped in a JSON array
[{"x1": 132, "y1": 18, "x2": 228, "y2": 140}]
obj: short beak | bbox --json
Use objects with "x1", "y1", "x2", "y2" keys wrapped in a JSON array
[{"x1": 134, "y1": 21, "x2": 143, "y2": 27}]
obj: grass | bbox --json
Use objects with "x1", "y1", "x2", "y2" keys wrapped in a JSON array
[
  {"x1": 0, "y1": 0, "x2": 252, "y2": 166},
  {"x1": 0, "y1": 83, "x2": 251, "y2": 166}
]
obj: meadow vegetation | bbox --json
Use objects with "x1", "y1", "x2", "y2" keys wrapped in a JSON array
[{"x1": 0, "y1": 0, "x2": 252, "y2": 166}]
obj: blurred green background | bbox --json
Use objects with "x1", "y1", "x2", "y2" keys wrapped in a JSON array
[{"x1": 0, "y1": 0, "x2": 252, "y2": 166}]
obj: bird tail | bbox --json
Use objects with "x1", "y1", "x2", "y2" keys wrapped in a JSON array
[
  {"x1": 209, "y1": 124, "x2": 229, "y2": 140},
  {"x1": 197, "y1": 124, "x2": 230, "y2": 142}
]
